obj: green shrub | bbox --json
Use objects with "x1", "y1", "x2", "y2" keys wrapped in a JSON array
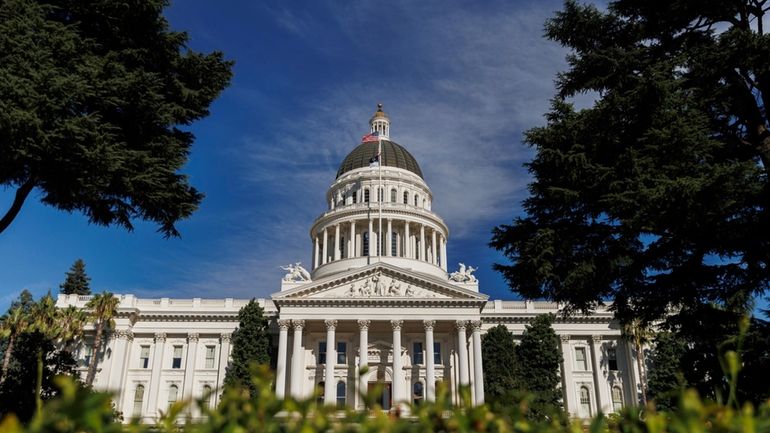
[{"x1": 1, "y1": 363, "x2": 769, "y2": 433}]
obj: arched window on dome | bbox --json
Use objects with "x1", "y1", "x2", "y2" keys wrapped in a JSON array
[
  {"x1": 377, "y1": 187, "x2": 384, "y2": 202},
  {"x1": 403, "y1": 191, "x2": 409, "y2": 204},
  {"x1": 414, "y1": 194, "x2": 419, "y2": 206},
  {"x1": 364, "y1": 188, "x2": 370, "y2": 203},
  {"x1": 363, "y1": 232, "x2": 369, "y2": 256},
  {"x1": 352, "y1": 190, "x2": 358, "y2": 204},
  {"x1": 390, "y1": 188, "x2": 396, "y2": 203}
]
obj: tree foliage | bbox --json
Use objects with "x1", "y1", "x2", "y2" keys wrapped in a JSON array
[
  {"x1": 59, "y1": 259, "x2": 91, "y2": 296},
  {"x1": 490, "y1": 0, "x2": 770, "y2": 325},
  {"x1": 224, "y1": 300, "x2": 271, "y2": 397},
  {"x1": 647, "y1": 331, "x2": 686, "y2": 411},
  {"x1": 0, "y1": 0, "x2": 233, "y2": 236},
  {"x1": 481, "y1": 324, "x2": 518, "y2": 407},
  {"x1": 514, "y1": 314, "x2": 563, "y2": 418},
  {"x1": 84, "y1": 292, "x2": 120, "y2": 387}
]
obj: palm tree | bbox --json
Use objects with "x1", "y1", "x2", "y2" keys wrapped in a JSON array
[
  {"x1": 0, "y1": 306, "x2": 30, "y2": 384},
  {"x1": 84, "y1": 292, "x2": 120, "y2": 387},
  {"x1": 29, "y1": 294, "x2": 62, "y2": 416},
  {"x1": 622, "y1": 318, "x2": 654, "y2": 405},
  {"x1": 57, "y1": 305, "x2": 87, "y2": 351}
]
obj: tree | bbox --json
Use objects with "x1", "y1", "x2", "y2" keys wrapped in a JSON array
[
  {"x1": 622, "y1": 318, "x2": 653, "y2": 405},
  {"x1": 514, "y1": 314, "x2": 562, "y2": 418},
  {"x1": 224, "y1": 300, "x2": 271, "y2": 397},
  {"x1": 481, "y1": 324, "x2": 518, "y2": 407},
  {"x1": 0, "y1": 305, "x2": 30, "y2": 384},
  {"x1": 646, "y1": 332, "x2": 686, "y2": 411},
  {"x1": 60, "y1": 259, "x2": 91, "y2": 295},
  {"x1": 0, "y1": 0, "x2": 233, "y2": 236},
  {"x1": 84, "y1": 292, "x2": 120, "y2": 387}
]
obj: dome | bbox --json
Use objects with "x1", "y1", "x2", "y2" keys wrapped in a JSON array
[{"x1": 336, "y1": 140, "x2": 423, "y2": 179}]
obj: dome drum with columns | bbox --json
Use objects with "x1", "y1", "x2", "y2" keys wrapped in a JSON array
[{"x1": 57, "y1": 105, "x2": 645, "y2": 423}]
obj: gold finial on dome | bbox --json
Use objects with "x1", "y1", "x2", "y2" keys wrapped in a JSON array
[{"x1": 372, "y1": 103, "x2": 388, "y2": 119}]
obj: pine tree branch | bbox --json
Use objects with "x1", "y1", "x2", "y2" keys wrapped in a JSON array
[{"x1": 0, "y1": 176, "x2": 36, "y2": 235}]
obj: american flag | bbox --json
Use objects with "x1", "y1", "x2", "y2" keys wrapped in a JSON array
[{"x1": 361, "y1": 131, "x2": 380, "y2": 142}]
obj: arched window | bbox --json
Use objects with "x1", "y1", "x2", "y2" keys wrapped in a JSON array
[
  {"x1": 377, "y1": 187, "x2": 383, "y2": 202},
  {"x1": 352, "y1": 191, "x2": 358, "y2": 204},
  {"x1": 336, "y1": 381, "x2": 346, "y2": 407},
  {"x1": 202, "y1": 385, "x2": 212, "y2": 409},
  {"x1": 403, "y1": 191, "x2": 409, "y2": 204},
  {"x1": 364, "y1": 188, "x2": 370, "y2": 203},
  {"x1": 363, "y1": 232, "x2": 369, "y2": 256},
  {"x1": 612, "y1": 386, "x2": 623, "y2": 412},
  {"x1": 317, "y1": 381, "x2": 325, "y2": 405},
  {"x1": 168, "y1": 384, "x2": 179, "y2": 409},
  {"x1": 390, "y1": 189, "x2": 396, "y2": 202},
  {"x1": 413, "y1": 381, "x2": 424, "y2": 404},
  {"x1": 414, "y1": 194, "x2": 419, "y2": 206},
  {"x1": 579, "y1": 386, "x2": 591, "y2": 417},
  {"x1": 132, "y1": 384, "x2": 145, "y2": 418}
]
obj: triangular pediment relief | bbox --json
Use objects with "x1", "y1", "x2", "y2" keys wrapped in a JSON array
[{"x1": 272, "y1": 263, "x2": 487, "y2": 302}]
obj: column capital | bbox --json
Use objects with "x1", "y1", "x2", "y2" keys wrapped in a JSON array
[
  {"x1": 590, "y1": 335, "x2": 603, "y2": 344},
  {"x1": 423, "y1": 320, "x2": 435, "y2": 331},
  {"x1": 278, "y1": 319, "x2": 292, "y2": 330},
  {"x1": 292, "y1": 319, "x2": 306, "y2": 331},
  {"x1": 560, "y1": 334, "x2": 571, "y2": 343},
  {"x1": 357, "y1": 319, "x2": 371, "y2": 330},
  {"x1": 115, "y1": 330, "x2": 133, "y2": 340},
  {"x1": 454, "y1": 320, "x2": 468, "y2": 331},
  {"x1": 325, "y1": 319, "x2": 338, "y2": 330},
  {"x1": 188, "y1": 333, "x2": 200, "y2": 342},
  {"x1": 391, "y1": 319, "x2": 403, "y2": 331},
  {"x1": 469, "y1": 320, "x2": 482, "y2": 331},
  {"x1": 154, "y1": 332, "x2": 167, "y2": 342},
  {"x1": 220, "y1": 332, "x2": 232, "y2": 342}
]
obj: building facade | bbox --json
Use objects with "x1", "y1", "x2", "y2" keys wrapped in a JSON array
[{"x1": 57, "y1": 105, "x2": 643, "y2": 422}]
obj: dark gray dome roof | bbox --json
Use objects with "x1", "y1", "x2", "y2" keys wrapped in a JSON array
[{"x1": 336, "y1": 140, "x2": 423, "y2": 179}]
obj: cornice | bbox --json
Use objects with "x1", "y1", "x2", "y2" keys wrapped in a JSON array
[
  {"x1": 276, "y1": 297, "x2": 488, "y2": 308},
  {"x1": 481, "y1": 315, "x2": 615, "y2": 325}
]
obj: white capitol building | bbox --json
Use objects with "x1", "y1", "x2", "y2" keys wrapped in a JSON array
[{"x1": 58, "y1": 105, "x2": 643, "y2": 422}]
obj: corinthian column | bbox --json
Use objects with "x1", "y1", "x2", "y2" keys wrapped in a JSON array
[
  {"x1": 358, "y1": 319, "x2": 370, "y2": 408},
  {"x1": 391, "y1": 320, "x2": 403, "y2": 405},
  {"x1": 424, "y1": 320, "x2": 436, "y2": 401},
  {"x1": 276, "y1": 320, "x2": 291, "y2": 399},
  {"x1": 290, "y1": 320, "x2": 305, "y2": 398},
  {"x1": 431, "y1": 229, "x2": 437, "y2": 265},
  {"x1": 470, "y1": 321, "x2": 484, "y2": 405},
  {"x1": 349, "y1": 221, "x2": 356, "y2": 258},
  {"x1": 324, "y1": 320, "x2": 337, "y2": 405},
  {"x1": 334, "y1": 224, "x2": 341, "y2": 261},
  {"x1": 456, "y1": 321, "x2": 469, "y2": 387},
  {"x1": 322, "y1": 228, "x2": 328, "y2": 265}
]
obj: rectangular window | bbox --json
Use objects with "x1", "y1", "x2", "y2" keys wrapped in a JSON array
[
  {"x1": 205, "y1": 346, "x2": 216, "y2": 368},
  {"x1": 575, "y1": 347, "x2": 588, "y2": 371},
  {"x1": 319, "y1": 341, "x2": 327, "y2": 364},
  {"x1": 337, "y1": 341, "x2": 347, "y2": 364},
  {"x1": 140, "y1": 346, "x2": 150, "y2": 369},
  {"x1": 172, "y1": 346, "x2": 183, "y2": 369},
  {"x1": 413, "y1": 342, "x2": 424, "y2": 365},
  {"x1": 434, "y1": 342, "x2": 441, "y2": 365},
  {"x1": 607, "y1": 347, "x2": 618, "y2": 371}
]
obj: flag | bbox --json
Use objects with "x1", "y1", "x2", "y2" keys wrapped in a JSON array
[
  {"x1": 361, "y1": 131, "x2": 380, "y2": 142},
  {"x1": 368, "y1": 141, "x2": 381, "y2": 166}
]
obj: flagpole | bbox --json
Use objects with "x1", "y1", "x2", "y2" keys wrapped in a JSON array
[{"x1": 378, "y1": 136, "x2": 383, "y2": 261}]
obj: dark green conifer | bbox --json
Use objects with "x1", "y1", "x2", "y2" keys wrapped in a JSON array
[
  {"x1": 59, "y1": 259, "x2": 91, "y2": 295},
  {"x1": 514, "y1": 314, "x2": 562, "y2": 418},
  {"x1": 481, "y1": 324, "x2": 518, "y2": 407},
  {"x1": 224, "y1": 300, "x2": 271, "y2": 397}
]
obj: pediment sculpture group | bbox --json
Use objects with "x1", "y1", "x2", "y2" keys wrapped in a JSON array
[{"x1": 344, "y1": 274, "x2": 434, "y2": 298}]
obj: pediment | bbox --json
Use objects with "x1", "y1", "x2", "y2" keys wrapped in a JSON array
[{"x1": 272, "y1": 263, "x2": 487, "y2": 303}]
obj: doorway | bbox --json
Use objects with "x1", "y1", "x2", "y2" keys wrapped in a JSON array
[{"x1": 367, "y1": 382, "x2": 392, "y2": 410}]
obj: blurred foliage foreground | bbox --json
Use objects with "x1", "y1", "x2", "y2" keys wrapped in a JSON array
[{"x1": 0, "y1": 365, "x2": 768, "y2": 433}]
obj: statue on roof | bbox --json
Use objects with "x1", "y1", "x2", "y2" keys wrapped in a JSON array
[{"x1": 281, "y1": 262, "x2": 311, "y2": 282}]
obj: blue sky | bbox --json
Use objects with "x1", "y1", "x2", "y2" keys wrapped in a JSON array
[{"x1": 0, "y1": 0, "x2": 583, "y2": 311}]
